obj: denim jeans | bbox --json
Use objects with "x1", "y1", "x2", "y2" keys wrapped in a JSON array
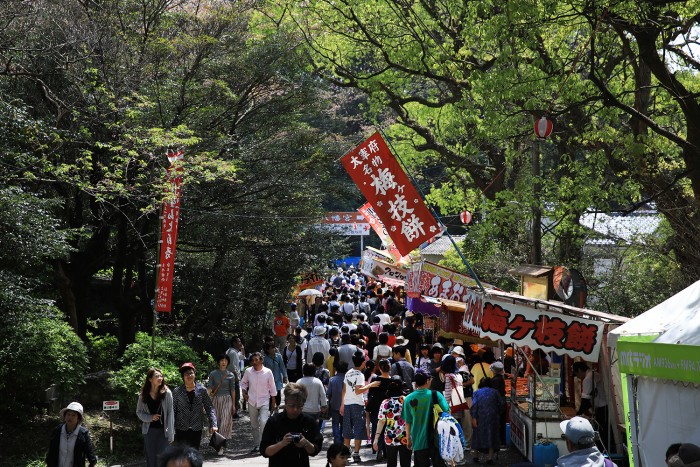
[{"x1": 331, "y1": 409, "x2": 344, "y2": 444}]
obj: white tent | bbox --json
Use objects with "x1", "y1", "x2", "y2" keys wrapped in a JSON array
[{"x1": 608, "y1": 279, "x2": 700, "y2": 467}]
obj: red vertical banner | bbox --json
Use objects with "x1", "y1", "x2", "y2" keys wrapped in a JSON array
[
  {"x1": 155, "y1": 150, "x2": 184, "y2": 312},
  {"x1": 341, "y1": 132, "x2": 440, "y2": 256}
]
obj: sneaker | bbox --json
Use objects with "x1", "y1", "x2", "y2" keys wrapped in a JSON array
[
  {"x1": 218, "y1": 448, "x2": 225, "y2": 455},
  {"x1": 353, "y1": 452, "x2": 362, "y2": 463}
]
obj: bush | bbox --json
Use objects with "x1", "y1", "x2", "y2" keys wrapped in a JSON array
[
  {"x1": 111, "y1": 332, "x2": 214, "y2": 405},
  {"x1": 0, "y1": 314, "x2": 88, "y2": 419},
  {"x1": 86, "y1": 332, "x2": 120, "y2": 371}
]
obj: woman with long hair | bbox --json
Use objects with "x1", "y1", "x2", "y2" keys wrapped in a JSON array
[{"x1": 136, "y1": 368, "x2": 174, "y2": 467}]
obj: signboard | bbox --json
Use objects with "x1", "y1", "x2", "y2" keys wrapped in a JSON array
[
  {"x1": 298, "y1": 273, "x2": 324, "y2": 291},
  {"x1": 510, "y1": 406, "x2": 528, "y2": 459},
  {"x1": 341, "y1": 132, "x2": 441, "y2": 256},
  {"x1": 321, "y1": 211, "x2": 371, "y2": 236},
  {"x1": 361, "y1": 250, "x2": 408, "y2": 282},
  {"x1": 618, "y1": 340, "x2": 700, "y2": 384},
  {"x1": 462, "y1": 290, "x2": 605, "y2": 361},
  {"x1": 409, "y1": 261, "x2": 484, "y2": 302},
  {"x1": 103, "y1": 400, "x2": 120, "y2": 411}
]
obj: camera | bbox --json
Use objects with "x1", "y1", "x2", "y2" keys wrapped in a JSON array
[{"x1": 291, "y1": 433, "x2": 302, "y2": 444}]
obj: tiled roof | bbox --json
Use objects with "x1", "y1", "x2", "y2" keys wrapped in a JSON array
[
  {"x1": 420, "y1": 235, "x2": 466, "y2": 255},
  {"x1": 579, "y1": 210, "x2": 661, "y2": 245}
]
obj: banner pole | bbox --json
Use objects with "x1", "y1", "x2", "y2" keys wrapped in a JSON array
[{"x1": 378, "y1": 129, "x2": 486, "y2": 293}]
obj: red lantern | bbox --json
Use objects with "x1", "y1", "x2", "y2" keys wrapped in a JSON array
[
  {"x1": 459, "y1": 210, "x2": 472, "y2": 224},
  {"x1": 534, "y1": 116, "x2": 553, "y2": 139}
]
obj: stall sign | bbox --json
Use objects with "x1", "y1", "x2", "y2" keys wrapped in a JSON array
[
  {"x1": 510, "y1": 407, "x2": 528, "y2": 458},
  {"x1": 406, "y1": 263, "x2": 423, "y2": 298},
  {"x1": 361, "y1": 250, "x2": 407, "y2": 282},
  {"x1": 618, "y1": 340, "x2": 700, "y2": 384},
  {"x1": 298, "y1": 273, "x2": 324, "y2": 291},
  {"x1": 463, "y1": 290, "x2": 605, "y2": 361},
  {"x1": 415, "y1": 261, "x2": 483, "y2": 302}
]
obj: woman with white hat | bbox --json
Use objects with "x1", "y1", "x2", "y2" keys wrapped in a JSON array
[{"x1": 46, "y1": 401, "x2": 97, "y2": 467}]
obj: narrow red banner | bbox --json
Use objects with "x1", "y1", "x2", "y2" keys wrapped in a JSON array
[
  {"x1": 341, "y1": 132, "x2": 440, "y2": 256},
  {"x1": 155, "y1": 150, "x2": 184, "y2": 312}
]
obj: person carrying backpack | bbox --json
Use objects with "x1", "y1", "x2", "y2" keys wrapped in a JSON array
[{"x1": 402, "y1": 369, "x2": 449, "y2": 467}]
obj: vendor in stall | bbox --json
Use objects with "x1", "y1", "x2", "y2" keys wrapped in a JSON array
[{"x1": 573, "y1": 361, "x2": 609, "y2": 452}]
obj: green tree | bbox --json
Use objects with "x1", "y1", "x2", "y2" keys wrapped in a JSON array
[{"x1": 285, "y1": 0, "x2": 700, "y2": 288}]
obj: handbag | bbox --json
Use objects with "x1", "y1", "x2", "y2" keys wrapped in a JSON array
[
  {"x1": 447, "y1": 374, "x2": 470, "y2": 414},
  {"x1": 209, "y1": 431, "x2": 227, "y2": 451}
]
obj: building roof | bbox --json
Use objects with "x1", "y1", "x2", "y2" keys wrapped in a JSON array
[
  {"x1": 420, "y1": 235, "x2": 466, "y2": 256},
  {"x1": 579, "y1": 210, "x2": 661, "y2": 245}
]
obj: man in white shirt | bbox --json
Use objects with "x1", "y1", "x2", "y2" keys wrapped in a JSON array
[
  {"x1": 341, "y1": 351, "x2": 380, "y2": 463},
  {"x1": 573, "y1": 361, "x2": 609, "y2": 452},
  {"x1": 241, "y1": 352, "x2": 278, "y2": 454}
]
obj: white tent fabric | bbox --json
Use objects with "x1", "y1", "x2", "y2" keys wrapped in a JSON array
[
  {"x1": 608, "y1": 279, "x2": 700, "y2": 346},
  {"x1": 609, "y1": 279, "x2": 700, "y2": 467},
  {"x1": 636, "y1": 378, "x2": 700, "y2": 467}
]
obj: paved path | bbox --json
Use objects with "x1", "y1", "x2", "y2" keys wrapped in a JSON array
[{"x1": 200, "y1": 409, "x2": 524, "y2": 467}]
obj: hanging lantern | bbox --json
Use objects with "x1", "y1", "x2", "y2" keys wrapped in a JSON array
[
  {"x1": 534, "y1": 116, "x2": 553, "y2": 139},
  {"x1": 459, "y1": 210, "x2": 472, "y2": 224}
]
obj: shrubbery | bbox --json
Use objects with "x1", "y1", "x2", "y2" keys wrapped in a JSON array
[
  {"x1": 86, "y1": 332, "x2": 120, "y2": 372},
  {"x1": 111, "y1": 332, "x2": 214, "y2": 405},
  {"x1": 0, "y1": 313, "x2": 89, "y2": 419}
]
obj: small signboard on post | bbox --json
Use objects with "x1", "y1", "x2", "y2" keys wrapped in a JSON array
[
  {"x1": 103, "y1": 400, "x2": 120, "y2": 411},
  {"x1": 103, "y1": 400, "x2": 119, "y2": 453}
]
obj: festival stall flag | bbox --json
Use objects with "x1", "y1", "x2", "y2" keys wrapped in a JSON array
[
  {"x1": 341, "y1": 132, "x2": 441, "y2": 256},
  {"x1": 155, "y1": 150, "x2": 184, "y2": 312},
  {"x1": 358, "y1": 202, "x2": 407, "y2": 263}
]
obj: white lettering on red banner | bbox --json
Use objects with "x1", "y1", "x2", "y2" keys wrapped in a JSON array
[
  {"x1": 156, "y1": 150, "x2": 183, "y2": 312},
  {"x1": 341, "y1": 132, "x2": 440, "y2": 256}
]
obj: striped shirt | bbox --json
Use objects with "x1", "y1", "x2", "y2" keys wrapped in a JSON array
[{"x1": 172, "y1": 382, "x2": 217, "y2": 431}]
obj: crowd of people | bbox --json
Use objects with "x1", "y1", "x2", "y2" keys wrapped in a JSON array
[{"x1": 46, "y1": 265, "x2": 700, "y2": 467}]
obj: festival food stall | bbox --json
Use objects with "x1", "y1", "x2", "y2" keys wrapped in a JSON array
[
  {"x1": 448, "y1": 288, "x2": 629, "y2": 462},
  {"x1": 608, "y1": 279, "x2": 700, "y2": 467}
]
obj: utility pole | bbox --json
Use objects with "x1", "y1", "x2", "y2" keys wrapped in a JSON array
[{"x1": 531, "y1": 138, "x2": 542, "y2": 265}]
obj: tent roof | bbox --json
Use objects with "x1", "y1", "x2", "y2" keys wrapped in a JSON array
[{"x1": 608, "y1": 279, "x2": 700, "y2": 347}]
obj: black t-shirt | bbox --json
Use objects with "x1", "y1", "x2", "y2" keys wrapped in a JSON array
[
  {"x1": 146, "y1": 395, "x2": 164, "y2": 428},
  {"x1": 260, "y1": 411, "x2": 323, "y2": 467},
  {"x1": 366, "y1": 376, "x2": 393, "y2": 414}
]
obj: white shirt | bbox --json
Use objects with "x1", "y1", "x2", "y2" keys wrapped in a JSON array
[
  {"x1": 581, "y1": 369, "x2": 607, "y2": 408},
  {"x1": 376, "y1": 313, "x2": 391, "y2": 325},
  {"x1": 343, "y1": 368, "x2": 366, "y2": 406},
  {"x1": 59, "y1": 424, "x2": 80, "y2": 467}
]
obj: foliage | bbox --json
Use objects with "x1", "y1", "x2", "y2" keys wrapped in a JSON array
[
  {"x1": 0, "y1": 315, "x2": 88, "y2": 419},
  {"x1": 86, "y1": 332, "x2": 120, "y2": 372},
  {"x1": 286, "y1": 0, "x2": 700, "y2": 285},
  {"x1": 110, "y1": 332, "x2": 214, "y2": 403}
]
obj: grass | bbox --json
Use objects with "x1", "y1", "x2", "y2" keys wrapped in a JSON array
[{"x1": 0, "y1": 409, "x2": 144, "y2": 467}]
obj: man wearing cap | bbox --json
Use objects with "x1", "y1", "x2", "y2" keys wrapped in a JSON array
[
  {"x1": 47, "y1": 401, "x2": 97, "y2": 467},
  {"x1": 558, "y1": 416, "x2": 616, "y2": 467},
  {"x1": 403, "y1": 368, "x2": 450, "y2": 467},
  {"x1": 306, "y1": 325, "x2": 331, "y2": 364}
]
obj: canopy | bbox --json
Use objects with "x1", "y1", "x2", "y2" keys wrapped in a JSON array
[
  {"x1": 608, "y1": 278, "x2": 700, "y2": 347},
  {"x1": 608, "y1": 279, "x2": 700, "y2": 467}
]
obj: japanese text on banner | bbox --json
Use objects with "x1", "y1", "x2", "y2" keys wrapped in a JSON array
[
  {"x1": 156, "y1": 151, "x2": 183, "y2": 312},
  {"x1": 341, "y1": 132, "x2": 440, "y2": 256}
]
